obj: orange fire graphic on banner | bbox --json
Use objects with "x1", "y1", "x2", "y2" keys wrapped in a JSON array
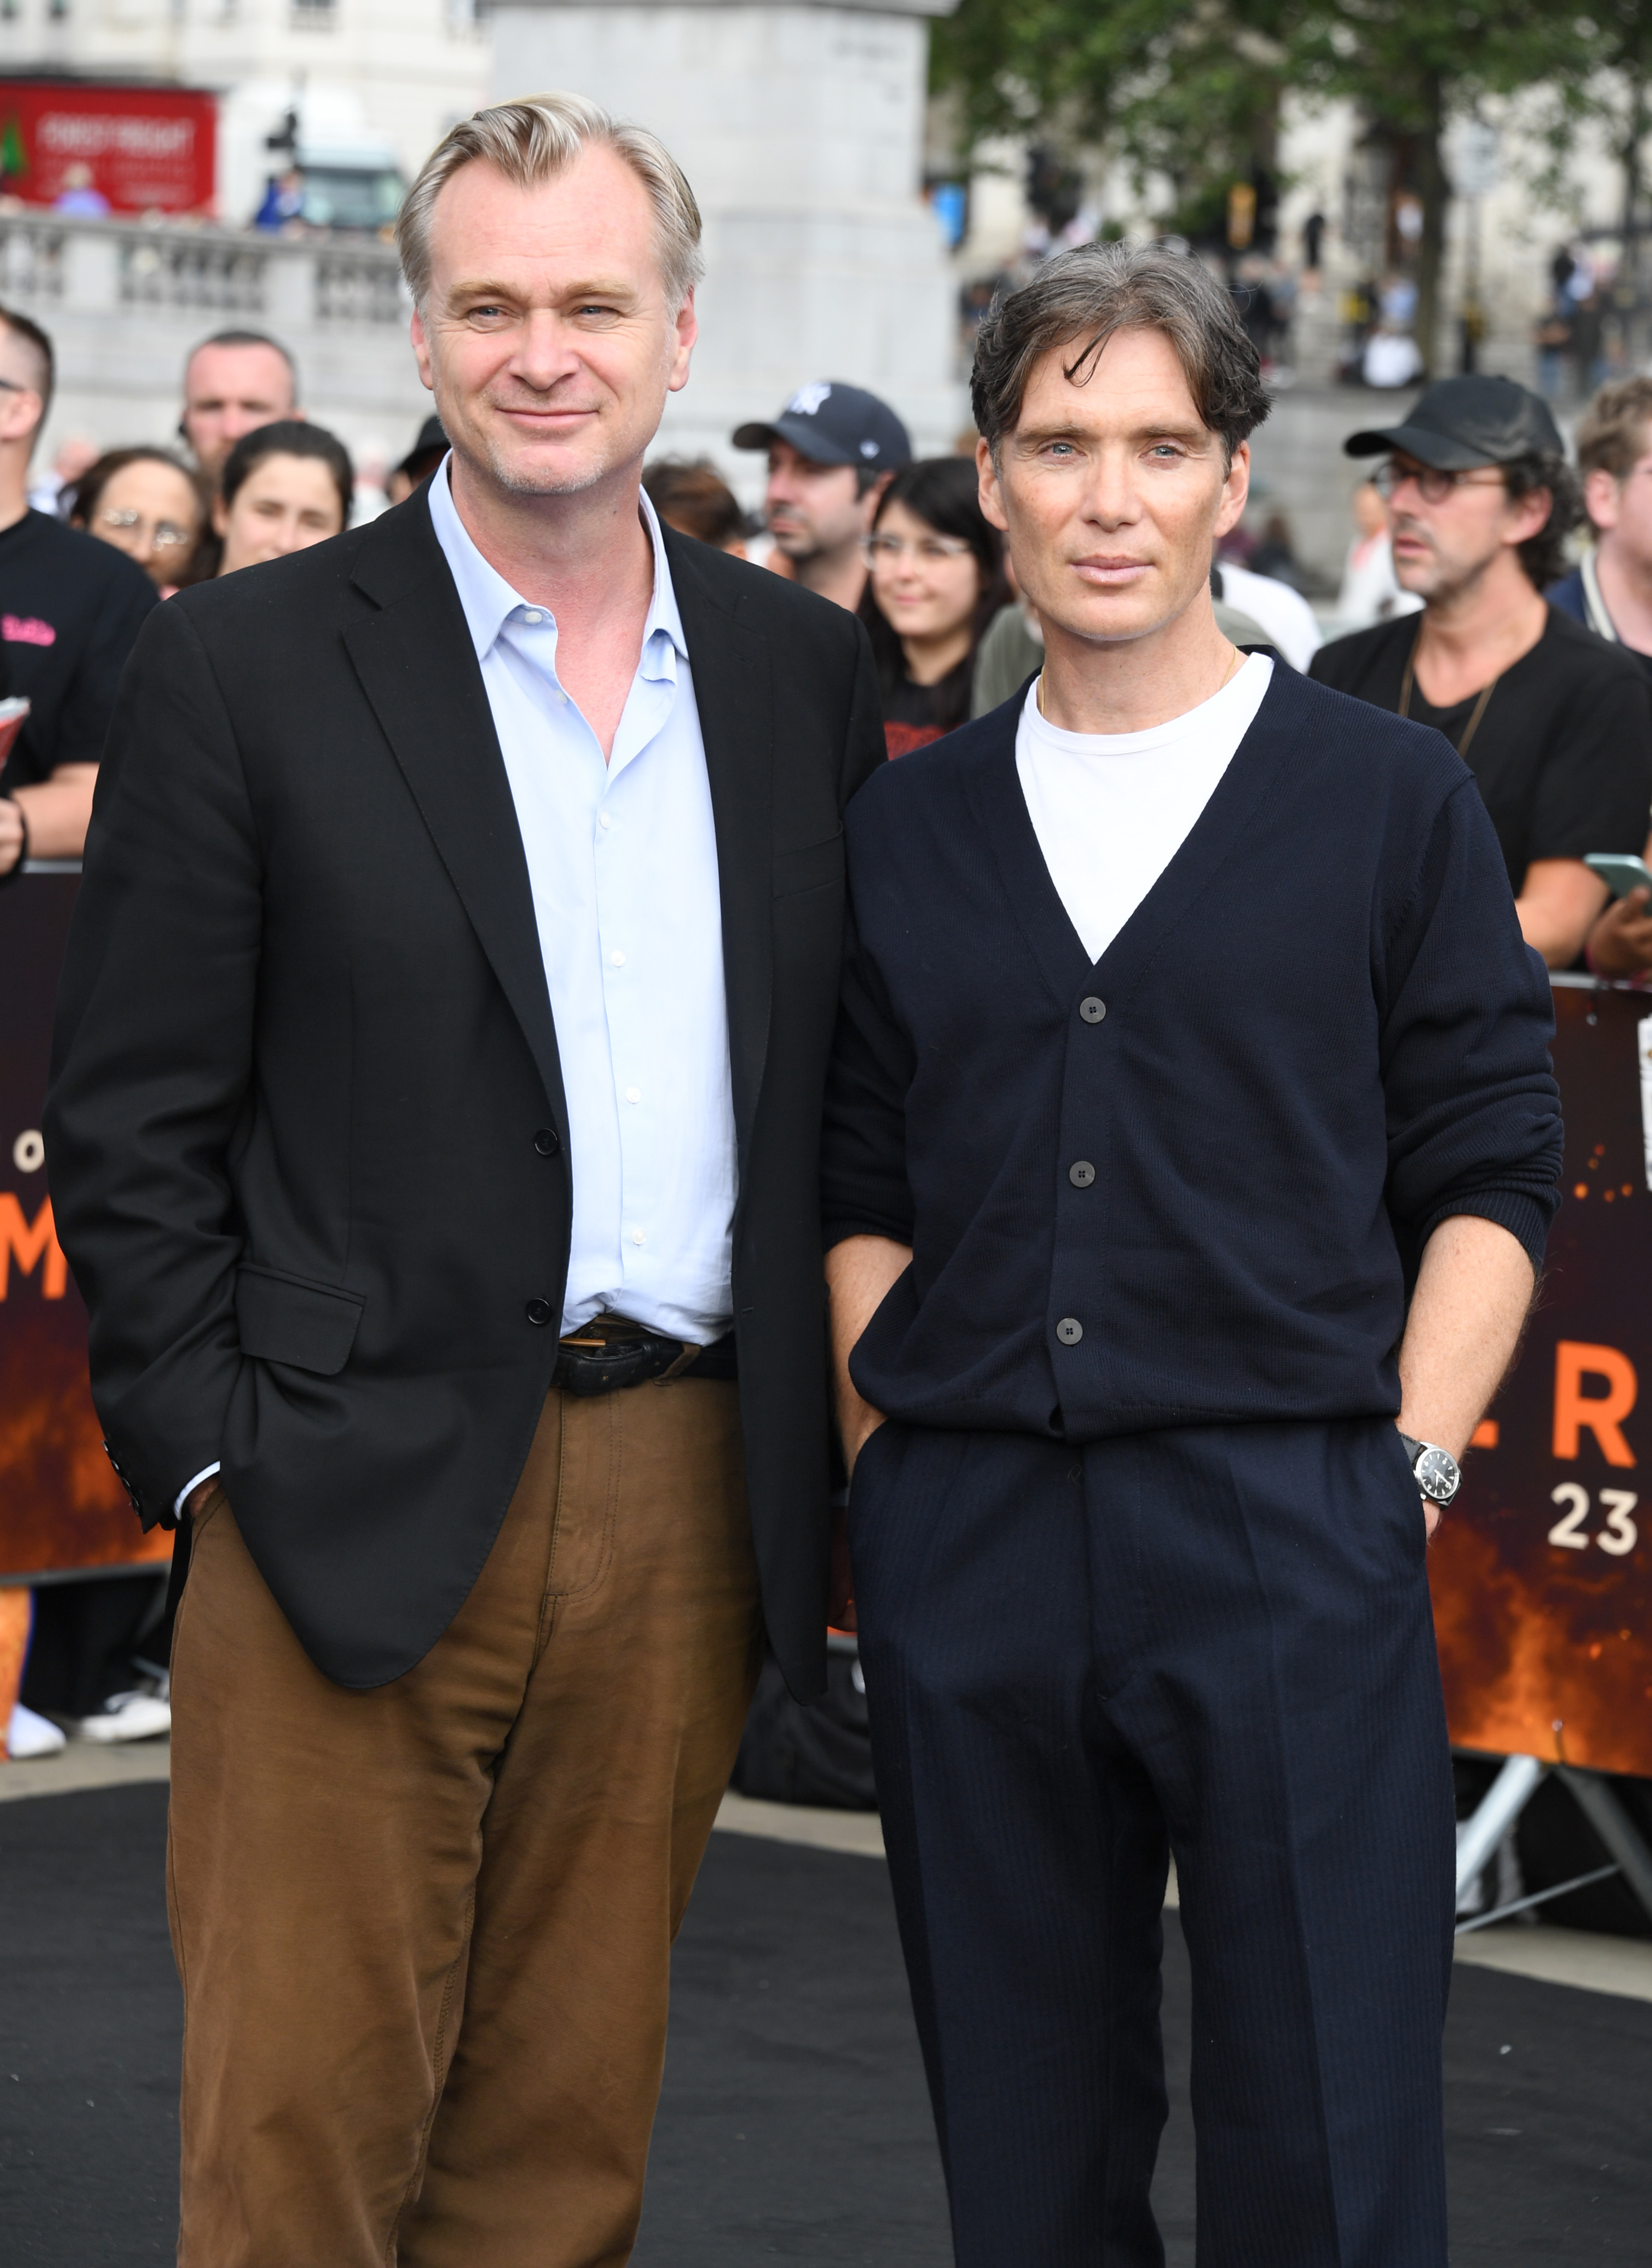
[
  {"x1": 2, "y1": 876, "x2": 170, "y2": 1580},
  {"x1": 1427, "y1": 984, "x2": 1652, "y2": 1779}
]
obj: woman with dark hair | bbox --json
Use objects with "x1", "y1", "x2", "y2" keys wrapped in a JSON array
[
  {"x1": 861, "y1": 455, "x2": 1009, "y2": 756},
  {"x1": 68, "y1": 446, "x2": 209, "y2": 594},
  {"x1": 213, "y1": 419, "x2": 354, "y2": 576},
  {"x1": 642, "y1": 455, "x2": 748, "y2": 555}
]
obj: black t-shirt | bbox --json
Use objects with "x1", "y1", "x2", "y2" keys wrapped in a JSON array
[
  {"x1": 1309, "y1": 604, "x2": 1652, "y2": 892},
  {"x1": 0, "y1": 510, "x2": 157, "y2": 793},
  {"x1": 880, "y1": 663, "x2": 971, "y2": 759}
]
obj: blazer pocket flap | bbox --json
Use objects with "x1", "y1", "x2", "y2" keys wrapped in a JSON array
[
  {"x1": 773, "y1": 832, "x2": 844, "y2": 898},
  {"x1": 235, "y1": 1266, "x2": 365, "y2": 1376}
]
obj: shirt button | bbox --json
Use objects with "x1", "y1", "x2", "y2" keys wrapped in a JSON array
[
  {"x1": 1079, "y1": 997, "x2": 1107, "y2": 1024},
  {"x1": 1069, "y1": 1160, "x2": 1096, "y2": 1188},
  {"x1": 599, "y1": 811, "x2": 613, "y2": 830},
  {"x1": 625, "y1": 1086, "x2": 641, "y2": 1104},
  {"x1": 533, "y1": 1128, "x2": 560, "y2": 1157},
  {"x1": 1056, "y1": 1317, "x2": 1084, "y2": 1346},
  {"x1": 525, "y1": 1298, "x2": 554, "y2": 1326},
  {"x1": 631, "y1": 1228, "x2": 647, "y2": 1246},
  {"x1": 610, "y1": 949, "x2": 626, "y2": 967},
  {"x1": 523, "y1": 609, "x2": 544, "y2": 624}
]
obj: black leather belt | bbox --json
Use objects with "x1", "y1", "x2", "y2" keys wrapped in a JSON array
[{"x1": 552, "y1": 1318, "x2": 737, "y2": 1397}]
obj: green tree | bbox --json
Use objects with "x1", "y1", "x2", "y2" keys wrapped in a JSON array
[
  {"x1": 934, "y1": 0, "x2": 1597, "y2": 375},
  {"x1": 1521, "y1": 0, "x2": 1652, "y2": 359},
  {"x1": 1286, "y1": 2, "x2": 1593, "y2": 376},
  {"x1": 933, "y1": 0, "x2": 1291, "y2": 245}
]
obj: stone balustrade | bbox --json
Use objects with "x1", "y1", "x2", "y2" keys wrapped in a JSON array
[{"x1": 0, "y1": 214, "x2": 429, "y2": 467}]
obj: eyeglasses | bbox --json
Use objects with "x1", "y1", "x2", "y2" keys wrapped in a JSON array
[
  {"x1": 1373, "y1": 459, "x2": 1508, "y2": 505},
  {"x1": 862, "y1": 532, "x2": 975, "y2": 565},
  {"x1": 98, "y1": 508, "x2": 194, "y2": 551}
]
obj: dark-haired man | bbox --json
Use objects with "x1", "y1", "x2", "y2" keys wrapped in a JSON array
[
  {"x1": 733, "y1": 380, "x2": 910, "y2": 610},
  {"x1": 823, "y1": 243, "x2": 1561, "y2": 2266},
  {"x1": 0, "y1": 303, "x2": 156, "y2": 879},
  {"x1": 1311, "y1": 375, "x2": 1652, "y2": 968},
  {"x1": 179, "y1": 327, "x2": 302, "y2": 482}
]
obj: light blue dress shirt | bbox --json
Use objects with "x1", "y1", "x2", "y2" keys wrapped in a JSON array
[
  {"x1": 428, "y1": 459, "x2": 737, "y2": 1344},
  {"x1": 170, "y1": 469, "x2": 739, "y2": 1514}
]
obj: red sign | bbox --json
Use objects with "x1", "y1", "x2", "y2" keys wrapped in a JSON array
[
  {"x1": 0, "y1": 81, "x2": 215, "y2": 217},
  {"x1": 1430, "y1": 979, "x2": 1652, "y2": 1778},
  {"x1": 0, "y1": 873, "x2": 170, "y2": 1580}
]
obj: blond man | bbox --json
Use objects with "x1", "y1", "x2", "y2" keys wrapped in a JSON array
[{"x1": 47, "y1": 97, "x2": 880, "y2": 2263}]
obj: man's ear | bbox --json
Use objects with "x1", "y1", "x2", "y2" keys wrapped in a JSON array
[
  {"x1": 1583, "y1": 466, "x2": 1619, "y2": 537},
  {"x1": 1505, "y1": 486, "x2": 1554, "y2": 549},
  {"x1": 0, "y1": 387, "x2": 41, "y2": 450},
  {"x1": 976, "y1": 436, "x2": 1009, "y2": 534},
  {"x1": 1212, "y1": 438, "x2": 1250, "y2": 542},
  {"x1": 410, "y1": 308, "x2": 435, "y2": 395}
]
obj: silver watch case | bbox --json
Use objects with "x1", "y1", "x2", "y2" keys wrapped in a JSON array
[{"x1": 1399, "y1": 1431, "x2": 1461, "y2": 1506}]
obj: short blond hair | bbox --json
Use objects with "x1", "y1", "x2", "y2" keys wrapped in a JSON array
[
  {"x1": 396, "y1": 93, "x2": 704, "y2": 313},
  {"x1": 1576, "y1": 375, "x2": 1652, "y2": 484}
]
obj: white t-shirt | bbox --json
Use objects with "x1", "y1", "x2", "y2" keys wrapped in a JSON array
[{"x1": 1016, "y1": 653, "x2": 1274, "y2": 965}]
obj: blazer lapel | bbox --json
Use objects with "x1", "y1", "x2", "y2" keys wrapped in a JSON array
[
  {"x1": 664, "y1": 527, "x2": 774, "y2": 1172},
  {"x1": 341, "y1": 495, "x2": 570, "y2": 1145}
]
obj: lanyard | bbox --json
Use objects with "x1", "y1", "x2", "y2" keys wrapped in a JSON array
[{"x1": 1398, "y1": 638, "x2": 1499, "y2": 759}]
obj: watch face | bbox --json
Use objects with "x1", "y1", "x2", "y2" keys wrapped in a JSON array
[{"x1": 1415, "y1": 1446, "x2": 1460, "y2": 1504}]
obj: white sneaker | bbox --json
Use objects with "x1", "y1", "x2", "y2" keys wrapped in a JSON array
[
  {"x1": 7, "y1": 1701, "x2": 67, "y2": 1759},
  {"x1": 74, "y1": 1686, "x2": 172, "y2": 1744}
]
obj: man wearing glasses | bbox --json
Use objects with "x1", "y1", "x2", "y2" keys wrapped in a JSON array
[
  {"x1": 0, "y1": 307, "x2": 156, "y2": 882},
  {"x1": 1311, "y1": 374, "x2": 1652, "y2": 969}
]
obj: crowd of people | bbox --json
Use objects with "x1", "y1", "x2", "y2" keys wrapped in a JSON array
[
  {"x1": 8, "y1": 253, "x2": 1652, "y2": 1776},
  {"x1": 1, "y1": 84, "x2": 1643, "y2": 2265},
  {"x1": 9, "y1": 284, "x2": 1652, "y2": 1769}
]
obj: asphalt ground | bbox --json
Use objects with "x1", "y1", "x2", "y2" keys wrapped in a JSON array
[{"x1": 2, "y1": 1784, "x2": 1649, "y2": 2264}]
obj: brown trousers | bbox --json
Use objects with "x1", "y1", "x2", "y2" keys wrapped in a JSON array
[{"x1": 168, "y1": 1380, "x2": 761, "y2": 2268}]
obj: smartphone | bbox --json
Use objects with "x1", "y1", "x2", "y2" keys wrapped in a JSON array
[{"x1": 1584, "y1": 852, "x2": 1652, "y2": 903}]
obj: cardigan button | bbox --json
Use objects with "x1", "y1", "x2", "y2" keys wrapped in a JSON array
[
  {"x1": 1069, "y1": 1160, "x2": 1096, "y2": 1188},
  {"x1": 1079, "y1": 996, "x2": 1106, "y2": 1024},
  {"x1": 1056, "y1": 1317, "x2": 1084, "y2": 1345}
]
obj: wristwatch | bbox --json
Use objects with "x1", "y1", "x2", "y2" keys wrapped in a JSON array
[{"x1": 1398, "y1": 1432, "x2": 1461, "y2": 1507}]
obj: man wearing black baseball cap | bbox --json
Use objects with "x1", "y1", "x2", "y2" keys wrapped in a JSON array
[
  {"x1": 734, "y1": 381, "x2": 912, "y2": 611},
  {"x1": 1311, "y1": 374, "x2": 1652, "y2": 968}
]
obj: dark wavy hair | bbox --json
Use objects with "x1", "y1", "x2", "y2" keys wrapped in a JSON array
[
  {"x1": 1502, "y1": 449, "x2": 1583, "y2": 590},
  {"x1": 859, "y1": 456, "x2": 1010, "y2": 735},
  {"x1": 971, "y1": 239, "x2": 1270, "y2": 468}
]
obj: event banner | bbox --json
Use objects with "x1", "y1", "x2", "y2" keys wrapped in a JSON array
[
  {"x1": 0, "y1": 82, "x2": 216, "y2": 217},
  {"x1": 1430, "y1": 979, "x2": 1652, "y2": 1779},
  {"x1": 0, "y1": 874, "x2": 169, "y2": 1582},
  {"x1": 2, "y1": 869, "x2": 1649, "y2": 1762}
]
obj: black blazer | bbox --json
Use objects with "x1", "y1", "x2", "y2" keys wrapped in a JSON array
[{"x1": 45, "y1": 490, "x2": 884, "y2": 1693}]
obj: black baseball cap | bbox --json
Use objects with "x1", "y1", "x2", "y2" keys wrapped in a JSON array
[
  {"x1": 395, "y1": 413, "x2": 447, "y2": 480},
  {"x1": 732, "y1": 381, "x2": 912, "y2": 472},
  {"x1": 1344, "y1": 375, "x2": 1563, "y2": 469}
]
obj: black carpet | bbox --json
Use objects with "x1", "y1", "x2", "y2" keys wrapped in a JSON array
[{"x1": 2, "y1": 1784, "x2": 1650, "y2": 2263}]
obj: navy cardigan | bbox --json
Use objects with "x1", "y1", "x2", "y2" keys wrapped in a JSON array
[{"x1": 821, "y1": 664, "x2": 1563, "y2": 1442}]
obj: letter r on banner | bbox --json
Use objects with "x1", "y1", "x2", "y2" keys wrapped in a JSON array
[
  {"x1": 0, "y1": 1192, "x2": 68, "y2": 1300},
  {"x1": 1553, "y1": 1340, "x2": 1638, "y2": 1467}
]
